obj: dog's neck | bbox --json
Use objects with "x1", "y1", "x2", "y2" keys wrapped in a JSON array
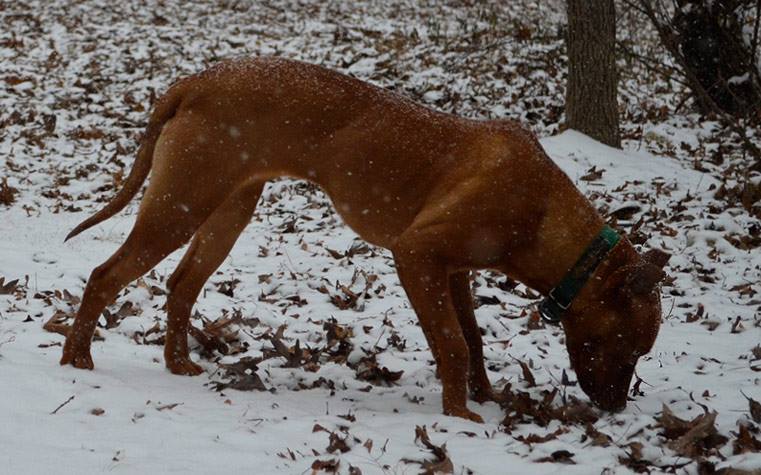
[{"x1": 504, "y1": 172, "x2": 634, "y2": 297}]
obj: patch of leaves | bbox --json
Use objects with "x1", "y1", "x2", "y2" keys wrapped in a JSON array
[
  {"x1": 617, "y1": 441, "x2": 692, "y2": 474},
  {"x1": 0, "y1": 277, "x2": 20, "y2": 295},
  {"x1": 697, "y1": 460, "x2": 761, "y2": 475},
  {"x1": 401, "y1": 425, "x2": 454, "y2": 475},
  {"x1": 353, "y1": 353, "x2": 403, "y2": 386},
  {"x1": 733, "y1": 423, "x2": 761, "y2": 455},
  {"x1": 214, "y1": 278, "x2": 241, "y2": 297},
  {"x1": 322, "y1": 318, "x2": 354, "y2": 364},
  {"x1": 580, "y1": 166, "x2": 605, "y2": 181},
  {"x1": 311, "y1": 459, "x2": 339, "y2": 473},
  {"x1": 583, "y1": 423, "x2": 613, "y2": 447},
  {"x1": 514, "y1": 427, "x2": 568, "y2": 446},
  {"x1": 0, "y1": 178, "x2": 19, "y2": 206},
  {"x1": 714, "y1": 181, "x2": 761, "y2": 220},
  {"x1": 312, "y1": 423, "x2": 358, "y2": 454},
  {"x1": 103, "y1": 301, "x2": 140, "y2": 329},
  {"x1": 618, "y1": 442, "x2": 650, "y2": 473},
  {"x1": 320, "y1": 269, "x2": 378, "y2": 311},
  {"x1": 516, "y1": 359, "x2": 536, "y2": 387},
  {"x1": 741, "y1": 391, "x2": 761, "y2": 423},
  {"x1": 537, "y1": 449, "x2": 575, "y2": 464},
  {"x1": 654, "y1": 405, "x2": 728, "y2": 458},
  {"x1": 42, "y1": 308, "x2": 104, "y2": 341},
  {"x1": 325, "y1": 241, "x2": 370, "y2": 260},
  {"x1": 211, "y1": 357, "x2": 268, "y2": 392},
  {"x1": 189, "y1": 315, "x2": 248, "y2": 358},
  {"x1": 132, "y1": 322, "x2": 164, "y2": 345},
  {"x1": 263, "y1": 325, "x2": 320, "y2": 372},
  {"x1": 499, "y1": 384, "x2": 598, "y2": 432}
]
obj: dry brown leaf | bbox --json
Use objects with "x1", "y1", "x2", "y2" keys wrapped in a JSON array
[
  {"x1": 402, "y1": 425, "x2": 454, "y2": 475},
  {"x1": 354, "y1": 354, "x2": 403, "y2": 386},
  {"x1": 518, "y1": 360, "x2": 536, "y2": 387},
  {"x1": 741, "y1": 391, "x2": 761, "y2": 423},
  {"x1": 311, "y1": 459, "x2": 339, "y2": 473},
  {"x1": 656, "y1": 406, "x2": 728, "y2": 458},
  {"x1": 733, "y1": 424, "x2": 761, "y2": 454},
  {"x1": 537, "y1": 450, "x2": 575, "y2": 464},
  {"x1": 212, "y1": 357, "x2": 268, "y2": 392}
]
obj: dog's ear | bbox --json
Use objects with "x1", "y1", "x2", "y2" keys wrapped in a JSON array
[{"x1": 625, "y1": 249, "x2": 670, "y2": 296}]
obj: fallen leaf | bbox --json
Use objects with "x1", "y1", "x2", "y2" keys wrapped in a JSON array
[
  {"x1": 537, "y1": 449, "x2": 575, "y2": 464},
  {"x1": 212, "y1": 357, "x2": 268, "y2": 392},
  {"x1": 326, "y1": 432, "x2": 350, "y2": 454},
  {"x1": 656, "y1": 406, "x2": 728, "y2": 458},
  {"x1": 311, "y1": 459, "x2": 339, "y2": 473},
  {"x1": 518, "y1": 360, "x2": 536, "y2": 387},
  {"x1": 354, "y1": 354, "x2": 403, "y2": 386},
  {"x1": 580, "y1": 166, "x2": 605, "y2": 181},
  {"x1": 402, "y1": 425, "x2": 454, "y2": 475},
  {"x1": 733, "y1": 424, "x2": 761, "y2": 454},
  {"x1": 0, "y1": 277, "x2": 20, "y2": 294},
  {"x1": 741, "y1": 391, "x2": 761, "y2": 423}
]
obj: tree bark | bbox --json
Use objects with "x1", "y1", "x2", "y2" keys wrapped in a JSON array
[{"x1": 566, "y1": 0, "x2": 621, "y2": 148}]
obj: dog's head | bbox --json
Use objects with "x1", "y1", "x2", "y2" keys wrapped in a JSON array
[{"x1": 561, "y1": 247, "x2": 669, "y2": 411}]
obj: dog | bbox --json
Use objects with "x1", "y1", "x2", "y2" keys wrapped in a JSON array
[{"x1": 61, "y1": 57, "x2": 668, "y2": 422}]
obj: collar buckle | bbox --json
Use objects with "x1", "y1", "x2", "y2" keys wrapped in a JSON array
[
  {"x1": 537, "y1": 295, "x2": 564, "y2": 325},
  {"x1": 549, "y1": 288, "x2": 570, "y2": 310}
]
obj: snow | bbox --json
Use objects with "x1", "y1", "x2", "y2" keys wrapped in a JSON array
[
  {"x1": 2, "y1": 130, "x2": 760, "y2": 473},
  {"x1": 2, "y1": 1, "x2": 760, "y2": 474}
]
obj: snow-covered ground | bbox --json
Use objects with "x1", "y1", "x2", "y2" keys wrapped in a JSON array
[{"x1": 2, "y1": 1, "x2": 760, "y2": 474}]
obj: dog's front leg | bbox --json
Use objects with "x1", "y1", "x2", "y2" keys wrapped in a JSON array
[
  {"x1": 394, "y1": 239, "x2": 483, "y2": 423},
  {"x1": 449, "y1": 272, "x2": 499, "y2": 403}
]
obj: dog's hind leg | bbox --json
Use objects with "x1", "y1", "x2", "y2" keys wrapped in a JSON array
[
  {"x1": 61, "y1": 208, "x2": 208, "y2": 370},
  {"x1": 449, "y1": 271, "x2": 497, "y2": 403},
  {"x1": 61, "y1": 150, "x2": 240, "y2": 370},
  {"x1": 163, "y1": 180, "x2": 264, "y2": 375}
]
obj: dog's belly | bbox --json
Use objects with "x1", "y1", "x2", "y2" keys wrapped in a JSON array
[
  {"x1": 301, "y1": 172, "x2": 426, "y2": 249},
  {"x1": 326, "y1": 195, "x2": 413, "y2": 248}
]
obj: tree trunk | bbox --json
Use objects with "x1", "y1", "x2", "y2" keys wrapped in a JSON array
[{"x1": 566, "y1": 0, "x2": 621, "y2": 148}]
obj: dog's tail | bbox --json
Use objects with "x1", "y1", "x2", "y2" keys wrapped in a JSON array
[{"x1": 64, "y1": 83, "x2": 186, "y2": 242}]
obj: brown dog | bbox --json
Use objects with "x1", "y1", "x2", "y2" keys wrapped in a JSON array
[{"x1": 61, "y1": 57, "x2": 667, "y2": 422}]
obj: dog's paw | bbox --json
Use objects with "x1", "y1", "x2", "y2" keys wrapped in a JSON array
[
  {"x1": 444, "y1": 407, "x2": 484, "y2": 423},
  {"x1": 60, "y1": 346, "x2": 94, "y2": 370},
  {"x1": 166, "y1": 358, "x2": 204, "y2": 376}
]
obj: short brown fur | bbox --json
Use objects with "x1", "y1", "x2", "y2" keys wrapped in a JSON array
[{"x1": 61, "y1": 57, "x2": 667, "y2": 421}]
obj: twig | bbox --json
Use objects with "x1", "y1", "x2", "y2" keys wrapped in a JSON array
[
  {"x1": 372, "y1": 326, "x2": 386, "y2": 348},
  {"x1": 750, "y1": 0, "x2": 761, "y2": 74},
  {"x1": 50, "y1": 395, "x2": 75, "y2": 415},
  {"x1": 636, "y1": 0, "x2": 761, "y2": 167},
  {"x1": 616, "y1": 43, "x2": 690, "y2": 87},
  {"x1": 619, "y1": 0, "x2": 648, "y2": 16},
  {"x1": 0, "y1": 335, "x2": 16, "y2": 349}
]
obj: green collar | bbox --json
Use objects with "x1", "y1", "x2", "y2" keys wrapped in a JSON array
[{"x1": 537, "y1": 225, "x2": 621, "y2": 324}]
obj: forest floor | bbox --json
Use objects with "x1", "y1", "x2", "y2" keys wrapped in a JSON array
[{"x1": 1, "y1": 1, "x2": 760, "y2": 474}]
